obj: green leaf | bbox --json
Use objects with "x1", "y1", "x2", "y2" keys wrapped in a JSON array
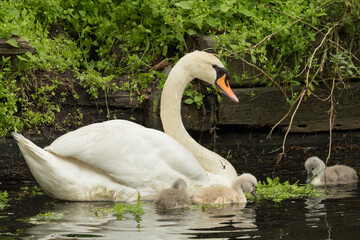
[
  {"x1": 230, "y1": 44, "x2": 240, "y2": 51},
  {"x1": 238, "y1": 7, "x2": 254, "y2": 17},
  {"x1": 79, "y1": 10, "x2": 86, "y2": 17},
  {"x1": 290, "y1": 80, "x2": 301, "y2": 86},
  {"x1": 17, "y1": 55, "x2": 29, "y2": 61},
  {"x1": 162, "y1": 45, "x2": 168, "y2": 56},
  {"x1": 6, "y1": 39, "x2": 19, "y2": 48},
  {"x1": 308, "y1": 82, "x2": 315, "y2": 91},
  {"x1": 184, "y1": 99, "x2": 194, "y2": 104},
  {"x1": 206, "y1": 17, "x2": 217, "y2": 28},
  {"x1": 175, "y1": 1, "x2": 192, "y2": 10},
  {"x1": 251, "y1": 54, "x2": 256, "y2": 63},
  {"x1": 220, "y1": 4, "x2": 230, "y2": 13},
  {"x1": 187, "y1": 29, "x2": 196, "y2": 36}
]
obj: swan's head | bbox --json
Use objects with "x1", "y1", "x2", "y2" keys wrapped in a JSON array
[
  {"x1": 305, "y1": 156, "x2": 326, "y2": 183},
  {"x1": 233, "y1": 173, "x2": 258, "y2": 199},
  {"x1": 180, "y1": 51, "x2": 239, "y2": 102},
  {"x1": 172, "y1": 178, "x2": 187, "y2": 191}
]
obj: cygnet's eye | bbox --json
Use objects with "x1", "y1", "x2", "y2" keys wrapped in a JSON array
[{"x1": 312, "y1": 168, "x2": 314, "y2": 170}]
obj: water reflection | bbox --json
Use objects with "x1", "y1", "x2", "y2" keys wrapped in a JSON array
[
  {"x1": 187, "y1": 204, "x2": 257, "y2": 239},
  {"x1": 1, "y1": 183, "x2": 359, "y2": 239},
  {"x1": 305, "y1": 197, "x2": 326, "y2": 227},
  {"x1": 305, "y1": 184, "x2": 358, "y2": 223},
  {"x1": 22, "y1": 201, "x2": 258, "y2": 240}
]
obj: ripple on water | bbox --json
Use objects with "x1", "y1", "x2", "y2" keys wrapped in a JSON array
[{"x1": 0, "y1": 183, "x2": 359, "y2": 239}]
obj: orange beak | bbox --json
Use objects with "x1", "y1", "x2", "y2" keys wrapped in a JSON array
[{"x1": 216, "y1": 74, "x2": 239, "y2": 102}]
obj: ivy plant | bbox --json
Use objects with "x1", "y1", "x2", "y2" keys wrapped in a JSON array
[{"x1": 0, "y1": 0, "x2": 358, "y2": 136}]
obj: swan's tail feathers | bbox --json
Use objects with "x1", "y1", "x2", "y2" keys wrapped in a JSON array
[
  {"x1": 12, "y1": 132, "x2": 27, "y2": 144},
  {"x1": 12, "y1": 132, "x2": 48, "y2": 163},
  {"x1": 12, "y1": 132, "x2": 37, "y2": 150}
]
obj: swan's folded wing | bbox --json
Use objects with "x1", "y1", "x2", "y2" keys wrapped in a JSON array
[{"x1": 45, "y1": 122, "x2": 209, "y2": 188}]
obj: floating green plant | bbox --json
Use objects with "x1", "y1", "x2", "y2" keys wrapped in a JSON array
[
  {"x1": 17, "y1": 211, "x2": 63, "y2": 223},
  {"x1": 21, "y1": 186, "x2": 44, "y2": 197},
  {"x1": 95, "y1": 193, "x2": 144, "y2": 222},
  {"x1": 16, "y1": 185, "x2": 44, "y2": 201},
  {"x1": 29, "y1": 211, "x2": 63, "y2": 222},
  {"x1": 249, "y1": 177, "x2": 325, "y2": 203}
]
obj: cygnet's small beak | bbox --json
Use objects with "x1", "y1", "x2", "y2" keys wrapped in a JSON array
[
  {"x1": 216, "y1": 74, "x2": 239, "y2": 103},
  {"x1": 251, "y1": 189, "x2": 258, "y2": 200},
  {"x1": 306, "y1": 173, "x2": 313, "y2": 184}
]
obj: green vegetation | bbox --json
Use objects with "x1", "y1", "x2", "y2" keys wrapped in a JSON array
[
  {"x1": 28, "y1": 211, "x2": 63, "y2": 222},
  {"x1": 16, "y1": 211, "x2": 63, "y2": 224},
  {"x1": 249, "y1": 177, "x2": 325, "y2": 202},
  {"x1": 19, "y1": 186, "x2": 44, "y2": 198},
  {"x1": 0, "y1": 190, "x2": 10, "y2": 210},
  {"x1": 95, "y1": 193, "x2": 144, "y2": 222},
  {"x1": 0, "y1": 0, "x2": 358, "y2": 135}
]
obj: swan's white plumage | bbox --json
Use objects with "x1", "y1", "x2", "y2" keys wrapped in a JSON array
[
  {"x1": 45, "y1": 120, "x2": 208, "y2": 185},
  {"x1": 12, "y1": 51, "x2": 239, "y2": 201},
  {"x1": 13, "y1": 121, "x2": 210, "y2": 201}
]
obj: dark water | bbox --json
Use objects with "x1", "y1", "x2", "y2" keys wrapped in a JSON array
[{"x1": 0, "y1": 182, "x2": 359, "y2": 240}]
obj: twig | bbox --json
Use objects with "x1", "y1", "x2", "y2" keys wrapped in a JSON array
[
  {"x1": 281, "y1": 88, "x2": 306, "y2": 155},
  {"x1": 266, "y1": 93, "x2": 301, "y2": 139},
  {"x1": 276, "y1": 25, "x2": 337, "y2": 156},
  {"x1": 305, "y1": 24, "x2": 338, "y2": 87},
  {"x1": 325, "y1": 33, "x2": 343, "y2": 166},
  {"x1": 325, "y1": 76, "x2": 336, "y2": 165},
  {"x1": 171, "y1": 9, "x2": 188, "y2": 53}
]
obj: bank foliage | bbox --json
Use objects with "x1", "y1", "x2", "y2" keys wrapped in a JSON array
[{"x1": 0, "y1": 0, "x2": 359, "y2": 135}]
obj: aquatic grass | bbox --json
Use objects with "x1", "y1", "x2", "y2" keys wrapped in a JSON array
[{"x1": 249, "y1": 177, "x2": 325, "y2": 203}]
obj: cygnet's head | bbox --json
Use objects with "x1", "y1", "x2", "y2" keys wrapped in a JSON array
[
  {"x1": 304, "y1": 156, "x2": 326, "y2": 183},
  {"x1": 172, "y1": 178, "x2": 187, "y2": 191},
  {"x1": 233, "y1": 173, "x2": 258, "y2": 199}
]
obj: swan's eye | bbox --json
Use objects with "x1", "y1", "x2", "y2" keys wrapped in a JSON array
[
  {"x1": 312, "y1": 168, "x2": 314, "y2": 170},
  {"x1": 212, "y1": 64, "x2": 219, "y2": 70}
]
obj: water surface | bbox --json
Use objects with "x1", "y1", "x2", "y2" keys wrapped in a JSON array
[{"x1": 0, "y1": 182, "x2": 359, "y2": 239}]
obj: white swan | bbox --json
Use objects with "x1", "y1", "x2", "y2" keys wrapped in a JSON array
[
  {"x1": 155, "y1": 178, "x2": 191, "y2": 209},
  {"x1": 191, "y1": 173, "x2": 258, "y2": 204},
  {"x1": 305, "y1": 156, "x2": 358, "y2": 186},
  {"x1": 12, "y1": 51, "x2": 239, "y2": 201}
]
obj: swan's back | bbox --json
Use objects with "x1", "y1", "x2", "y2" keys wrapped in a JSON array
[
  {"x1": 325, "y1": 165, "x2": 358, "y2": 185},
  {"x1": 306, "y1": 156, "x2": 358, "y2": 186},
  {"x1": 191, "y1": 184, "x2": 240, "y2": 204},
  {"x1": 192, "y1": 173, "x2": 258, "y2": 204}
]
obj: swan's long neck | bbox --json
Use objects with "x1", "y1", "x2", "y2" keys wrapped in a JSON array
[{"x1": 160, "y1": 61, "x2": 237, "y2": 184}]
